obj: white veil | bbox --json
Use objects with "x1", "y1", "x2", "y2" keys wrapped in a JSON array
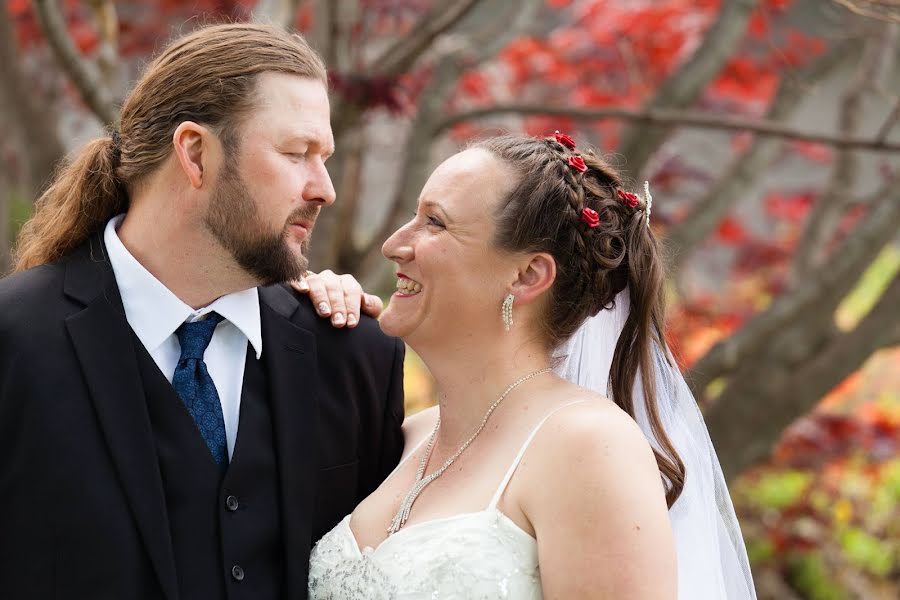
[{"x1": 553, "y1": 289, "x2": 757, "y2": 599}]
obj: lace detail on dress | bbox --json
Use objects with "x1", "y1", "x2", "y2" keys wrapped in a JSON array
[{"x1": 308, "y1": 510, "x2": 540, "y2": 599}]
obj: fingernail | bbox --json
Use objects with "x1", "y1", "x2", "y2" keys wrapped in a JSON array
[
  {"x1": 364, "y1": 296, "x2": 373, "y2": 306},
  {"x1": 298, "y1": 280, "x2": 309, "y2": 291},
  {"x1": 346, "y1": 314, "x2": 357, "y2": 326},
  {"x1": 318, "y1": 302, "x2": 330, "y2": 315},
  {"x1": 332, "y1": 313, "x2": 345, "y2": 325}
]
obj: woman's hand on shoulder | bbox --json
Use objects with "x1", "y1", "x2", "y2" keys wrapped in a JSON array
[
  {"x1": 525, "y1": 401, "x2": 677, "y2": 599},
  {"x1": 291, "y1": 270, "x2": 383, "y2": 328}
]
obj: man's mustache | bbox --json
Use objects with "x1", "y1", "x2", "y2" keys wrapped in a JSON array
[{"x1": 285, "y1": 206, "x2": 321, "y2": 231}]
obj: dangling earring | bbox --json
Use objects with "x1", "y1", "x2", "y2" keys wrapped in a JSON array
[{"x1": 501, "y1": 293, "x2": 514, "y2": 331}]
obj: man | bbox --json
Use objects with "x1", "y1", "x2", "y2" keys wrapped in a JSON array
[{"x1": 0, "y1": 23, "x2": 404, "y2": 599}]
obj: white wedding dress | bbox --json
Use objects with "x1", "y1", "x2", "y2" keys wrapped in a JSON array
[{"x1": 307, "y1": 402, "x2": 585, "y2": 599}]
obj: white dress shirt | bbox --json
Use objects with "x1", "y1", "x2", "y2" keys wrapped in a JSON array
[{"x1": 104, "y1": 215, "x2": 263, "y2": 461}]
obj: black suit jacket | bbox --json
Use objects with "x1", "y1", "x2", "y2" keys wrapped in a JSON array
[{"x1": 0, "y1": 235, "x2": 405, "y2": 599}]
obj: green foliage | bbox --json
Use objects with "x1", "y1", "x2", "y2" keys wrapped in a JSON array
[
  {"x1": 787, "y1": 552, "x2": 848, "y2": 600},
  {"x1": 881, "y1": 460, "x2": 900, "y2": 500},
  {"x1": 746, "y1": 538, "x2": 776, "y2": 564},
  {"x1": 835, "y1": 245, "x2": 900, "y2": 329},
  {"x1": 747, "y1": 469, "x2": 813, "y2": 509},
  {"x1": 839, "y1": 527, "x2": 894, "y2": 577},
  {"x1": 7, "y1": 190, "x2": 32, "y2": 241}
]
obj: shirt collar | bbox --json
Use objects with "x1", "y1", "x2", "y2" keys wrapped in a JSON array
[{"x1": 104, "y1": 215, "x2": 263, "y2": 358}]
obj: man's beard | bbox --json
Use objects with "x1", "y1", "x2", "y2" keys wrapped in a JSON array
[{"x1": 204, "y1": 159, "x2": 315, "y2": 286}]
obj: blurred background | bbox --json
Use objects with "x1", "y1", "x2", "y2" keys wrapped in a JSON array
[{"x1": 1, "y1": 0, "x2": 898, "y2": 597}]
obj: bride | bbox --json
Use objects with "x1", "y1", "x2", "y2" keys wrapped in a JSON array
[{"x1": 307, "y1": 133, "x2": 756, "y2": 598}]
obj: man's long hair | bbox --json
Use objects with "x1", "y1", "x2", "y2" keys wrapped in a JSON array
[{"x1": 13, "y1": 23, "x2": 326, "y2": 272}]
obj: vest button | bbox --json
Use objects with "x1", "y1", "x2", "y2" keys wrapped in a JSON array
[
  {"x1": 225, "y1": 495, "x2": 239, "y2": 511},
  {"x1": 231, "y1": 565, "x2": 245, "y2": 581}
]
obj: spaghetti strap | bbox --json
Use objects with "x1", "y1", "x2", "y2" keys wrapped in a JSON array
[
  {"x1": 384, "y1": 428, "x2": 432, "y2": 482},
  {"x1": 487, "y1": 400, "x2": 589, "y2": 510}
]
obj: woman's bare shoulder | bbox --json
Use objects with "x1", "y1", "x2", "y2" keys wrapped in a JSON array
[
  {"x1": 534, "y1": 391, "x2": 656, "y2": 470},
  {"x1": 520, "y1": 386, "x2": 663, "y2": 507}
]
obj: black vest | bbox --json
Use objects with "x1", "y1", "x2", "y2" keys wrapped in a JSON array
[{"x1": 135, "y1": 339, "x2": 283, "y2": 600}]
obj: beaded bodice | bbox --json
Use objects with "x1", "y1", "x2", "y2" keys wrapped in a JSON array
[
  {"x1": 308, "y1": 401, "x2": 586, "y2": 599},
  {"x1": 307, "y1": 509, "x2": 541, "y2": 599}
]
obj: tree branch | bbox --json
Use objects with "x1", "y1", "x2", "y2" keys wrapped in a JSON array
[
  {"x1": 372, "y1": 0, "x2": 483, "y2": 77},
  {"x1": 33, "y1": 0, "x2": 117, "y2": 125},
  {"x1": 709, "y1": 269, "x2": 900, "y2": 479},
  {"x1": 87, "y1": 0, "x2": 121, "y2": 93},
  {"x1": 253, "y1": 0, "x2": 304, "y2": 29},
  {"x1": 666, "y1": 38, "x2": 861, "y2": 277},
  {"x1": 687, "y1": 183, "x2": 900, "y2": 395},
  {"x1": 333, "y1": 129, "x2": 365, "y2": 265},
  {"x1": 876, "y1": 95, "x2": 900, "y2": 142},
  {"x1": 834, "y1": 0, "x2": 900, "y2": 23},
  {"x1": 0, "y1": 6, "x2": 65, "y2": 194},
  {"x1": 789, "y1": 23, "x2": 897, "y2": 282},
  {"x1": 615, "y1": 0, "x2": 759, "y2": 178},
  {"x1": 433, "y1": 103, "x2": 900, "y2": 152},
  {"x1": 330, "y1": 0, "x2": 486, "y2": 141}
]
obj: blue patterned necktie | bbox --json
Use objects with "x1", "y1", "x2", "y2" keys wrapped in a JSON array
[{"x1": 172, "y1": 312, "x2": 228, "y2": 471}]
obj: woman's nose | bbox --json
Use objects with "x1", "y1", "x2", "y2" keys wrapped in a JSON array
[{"x1": 383, "y1": 221, "x2": 414, "y2": 262}]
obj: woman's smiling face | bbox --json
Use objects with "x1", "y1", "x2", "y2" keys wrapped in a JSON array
[{"x1": 379, "y1": 148, "x2": 517, "y2": 348}]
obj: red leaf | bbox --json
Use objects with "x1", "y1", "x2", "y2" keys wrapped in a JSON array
[
  {"x1": 7, "y1": 0, "x2": 31, "y2": 18},
  {"x1": 294, "y1": 3, "x2": 313, "y2": 31},
  {"x1": 765, "y1": 192, "x2": 813, "y2": 221},
  {"x1": 715, "y1": 217, "x2": 747, "y2": 244},
  {"x1": 458, "y1": 72, "x2": 490, "y2": 101},
  {"x1": 788, "y1": 140, "x2": 833, "y2": 163},
  {"x1": 747, "y1": 11, "x2": 769, "y2": 39}
]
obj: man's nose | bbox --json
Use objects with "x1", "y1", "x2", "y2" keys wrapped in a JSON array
[{"x1": 305, "y1": 161, "x2": 336, "y2": 206}]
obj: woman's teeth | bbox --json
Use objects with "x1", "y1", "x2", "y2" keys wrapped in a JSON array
[{"x1": 396, "y1": 278, "x2": 422, "y2": 294}]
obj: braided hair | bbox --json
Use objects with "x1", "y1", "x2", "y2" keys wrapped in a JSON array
[{"x1": 475, "y1": 133, "x2": 684, "y2": 506}]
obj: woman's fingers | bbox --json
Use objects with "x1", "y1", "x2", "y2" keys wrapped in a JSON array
[{"x1": 292, "y1": 270, "x2": 377, "y2": 328}]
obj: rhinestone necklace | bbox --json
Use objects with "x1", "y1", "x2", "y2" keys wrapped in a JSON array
[{"x1": 387, "y1": 367, "x2": 553, "y2": 535}]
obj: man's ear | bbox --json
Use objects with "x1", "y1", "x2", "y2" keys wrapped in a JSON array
[
  {"x1": 172, "y1": 121, "x2": 216, "y2": 189},
  {"x1": 509, "y1": 253, "x2": 556, "y2": 305}
]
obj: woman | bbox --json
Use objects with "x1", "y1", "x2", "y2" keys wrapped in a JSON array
[{"x1": 307, "y1": 133, "x2": 755, "y2": 598}]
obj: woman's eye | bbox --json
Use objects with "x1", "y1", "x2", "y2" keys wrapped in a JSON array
[{"x1": 426, "y1": 216, "x2": 445, "y2": 228}]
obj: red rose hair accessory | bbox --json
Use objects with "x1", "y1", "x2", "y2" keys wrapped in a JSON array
[
  {"x1": 553, "y1": 130, "x2": 576, "y2": 150},
  {"x1": 581, "y1": 207, "x2": 600, "y2": 228},
  {"x1": 567, "y1": 155, "x2": 587, "y2": 173},
  {"x1": 617, "y1": 189, "x2": 639, "y2": 209}
]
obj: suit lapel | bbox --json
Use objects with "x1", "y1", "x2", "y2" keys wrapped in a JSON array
[
  {"x1": 258, "y1": 285, "x2": 320, "y2": 599},
  {"x1": 63, "y1": 237, "x2": 179, "y2": 600}
]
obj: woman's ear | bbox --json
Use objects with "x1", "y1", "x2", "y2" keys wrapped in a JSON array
[
  {"x1": 172, "y1": 121, "x2": 216, "y2": 189},
  {"x1": 510, "y1": 253, "x2": 556, "y2": 305}
]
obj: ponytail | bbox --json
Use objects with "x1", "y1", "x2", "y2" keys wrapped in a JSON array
[
  {"x1": 14, "y1": 136, "x2": 126, "y2": 272},
  {"x1": 609, "y1": 213, "x2": 686, "y2": 507}
]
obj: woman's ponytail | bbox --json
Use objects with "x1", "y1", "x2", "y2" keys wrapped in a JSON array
[{"x1": 609, "y1": 211, "x2": 686, "y2": 507}]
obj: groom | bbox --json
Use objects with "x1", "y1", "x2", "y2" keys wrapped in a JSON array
[{"x1": 0, "y1": 23, "x2": 404, "y2": 600}]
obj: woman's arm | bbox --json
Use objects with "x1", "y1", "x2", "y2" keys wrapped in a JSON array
[{"x1": 525, "y1": 403, "x2": 677, "y2": 599}]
